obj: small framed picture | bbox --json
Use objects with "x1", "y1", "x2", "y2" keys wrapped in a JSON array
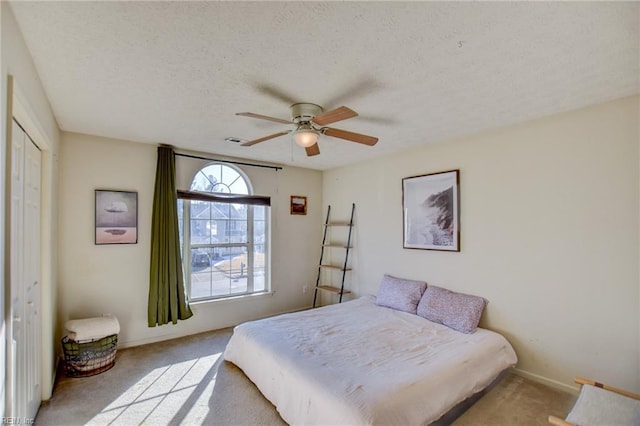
[
  {"x1": 402, "y1": 170, "x2": 460, "y2": 251},
  {"x1": 95, "y1": 190, "x2": 138, "y2": 244},
  {"x1": 290, "y1": 195, "x2": 307, "y2": 215}
]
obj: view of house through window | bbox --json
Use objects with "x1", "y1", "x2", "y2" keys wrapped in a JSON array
[{"x1": 178, "y1": 163, "x2": 269, "y2": 301}]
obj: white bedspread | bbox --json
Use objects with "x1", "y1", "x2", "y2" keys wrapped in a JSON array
[{"x1": 224, "y1": 295, "x2": 517, "y2": 425}]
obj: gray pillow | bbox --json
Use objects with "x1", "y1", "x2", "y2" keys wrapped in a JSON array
[
  {"x1": 416, "y1": 285, "x2": 487, "y2": 334},
  {"x1": 375, "y1": 274, "x2": 427, "y2": 314}
]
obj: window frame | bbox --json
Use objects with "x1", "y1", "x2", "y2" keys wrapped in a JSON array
[{"x1": 179, "y1": 163, "x2": 270, "y2": 302}]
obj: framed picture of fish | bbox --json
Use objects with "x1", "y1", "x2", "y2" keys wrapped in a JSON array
[
  {"x1": 402, "y1": 170, "x2": 460, "y2": 251},
  {"x1": 95, "y1": 189, "x2": 138, "y2": 245}
]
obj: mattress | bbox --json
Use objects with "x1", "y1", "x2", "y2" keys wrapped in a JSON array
[{"x1": 224, "y1": 295, "x2": 517, "y2": 425}]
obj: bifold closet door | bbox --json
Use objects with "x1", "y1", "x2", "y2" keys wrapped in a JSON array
[
  {"x1": 9, "y1": 119, "x2": 42, "y2": 420},
  {"x1": 24, "y1": 132, "x2": 41, "y2": 419}
]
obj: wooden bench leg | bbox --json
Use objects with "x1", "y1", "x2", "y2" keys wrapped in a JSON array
[{"x1": 548, "y1": 415, "x2": 574, "y2": 426}]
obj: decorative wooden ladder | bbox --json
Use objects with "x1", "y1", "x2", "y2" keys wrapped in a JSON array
[{"x1": 313, "y1": 203, "x2": 355, "y2": 308}]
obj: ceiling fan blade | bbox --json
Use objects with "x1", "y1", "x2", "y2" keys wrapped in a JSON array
[
  {"x1": 241, "y1": 131, "x2": 290, "y2": 146},
  {"x1": 312, "y1": 106, "x2": 358, "y2": 126},
  {"x1": 305, "y1": 143, "x2": 320, "y2": 157},
  {"x1": 236, "y1": 112, "x2": 291, "y2": 124},
  {"x1": 254, "y1": 83, "x2": 300, "y2": 105},
  {"x1": 323, "y1": 127, "x2": 378, "y2": 146},
  {"x1": 323, "y1": 77, "x2": 383, "y2": 107}
]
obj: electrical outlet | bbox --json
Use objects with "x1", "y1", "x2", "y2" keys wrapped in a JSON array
[{"x1": 302, "y1": 284, "x2": 308, "y2": 294}]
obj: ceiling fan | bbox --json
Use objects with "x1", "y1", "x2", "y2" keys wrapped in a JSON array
[{"x1": 236, "y1": 103, "x2": 378, "y2": 157}]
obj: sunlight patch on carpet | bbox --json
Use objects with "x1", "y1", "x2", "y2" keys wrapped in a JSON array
[
  {"x1": 87, "y1": 353, "x2": 221, "y2": 425},
  {"x1": 180, "y1": 375, "x2": 217, "y2": 424}
]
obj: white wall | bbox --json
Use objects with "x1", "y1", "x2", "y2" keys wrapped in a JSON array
[
  {"x1": 1, "y1": 3, "x2": 60, "y2": 403},
  {"x1": 58, "y1": 132, "x2": 322, "y2": 348},
  {"x1": 323, "y1": 96, "x2": 640, "y2": 392}
]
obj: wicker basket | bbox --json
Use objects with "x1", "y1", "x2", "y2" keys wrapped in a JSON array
[{"x1": 61, "y1": 334, "x2": 118, "y2": 377}]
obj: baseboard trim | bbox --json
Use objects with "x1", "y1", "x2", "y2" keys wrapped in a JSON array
[
  {"x1": 511, "y1": 367, "x2": 579, "y2": 395},
  {"x1": 117, "y1": 329, "x2": 231, "y2": 349},
  {"x1": 118, "y1": 306, "x2": 312, "y2": 349}
]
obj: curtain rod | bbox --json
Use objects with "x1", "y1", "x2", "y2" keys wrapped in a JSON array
[{"x1": 173, "y1": 152, "x2": 283, "y2": 171}]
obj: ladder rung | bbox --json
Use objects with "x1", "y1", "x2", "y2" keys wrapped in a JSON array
[
  {"x1": 320, "y1": 264, "x2": 352, "y2": 271},
  {"x1": 316, "y1": 285, "x2": 351, "y2": 294},
  {"x1": 314, "y1": 203, "x2": 355, "y2": 308}
]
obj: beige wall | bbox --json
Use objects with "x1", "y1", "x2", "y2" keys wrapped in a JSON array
[
  {"x1": 57, "y1": 132, "x2": 322, "y2": 348},
  {"x1": 5, "y1": 0, "x2": 639, "y2": 398},
  {"x1": 2, "y1": 3, "x2": 61, "y2": 401},
  {"x1": 323, "y1": 96, "x2": 640, "y2": 392}
]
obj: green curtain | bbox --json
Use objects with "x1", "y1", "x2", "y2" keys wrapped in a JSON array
[{"x1": 148, "y1": 146, "x2": 193, "y2": 326}]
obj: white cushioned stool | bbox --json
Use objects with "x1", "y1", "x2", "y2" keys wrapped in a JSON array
[
  {"x1": 549, "y1": 377, "x2": 640, "y2": 426},
  {"x1": 65, "y1": 314, "x2": 120, "y2": 342}
]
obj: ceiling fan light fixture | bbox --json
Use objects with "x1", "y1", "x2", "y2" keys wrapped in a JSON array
[{"x1": 292, "y1": 124, "x2": 319, "y2": 148}]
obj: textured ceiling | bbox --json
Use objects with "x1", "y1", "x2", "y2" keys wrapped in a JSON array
[{"x1": 9, "y1": 1, "x2": 640, "y2": 170}]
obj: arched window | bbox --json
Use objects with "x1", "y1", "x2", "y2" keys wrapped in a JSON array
[
  {"x1": 178, "y1": 163, "x2": 269, "y2": 301},
  {"x1": 190, "y1": 163, "x2": 250, "y2": 194}
]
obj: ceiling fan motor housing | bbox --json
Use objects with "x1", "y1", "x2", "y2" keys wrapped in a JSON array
[{"x1": 291, "y1": 103, "x2": 323, "y2": 124}]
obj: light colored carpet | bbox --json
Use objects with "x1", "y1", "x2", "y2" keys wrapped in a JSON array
[
  {"x1": 454, "y1": 373, "x2": 576, "y2": 425},
  {"x1": 36, "y1": 328, "x2": 576, "y2": 426}
]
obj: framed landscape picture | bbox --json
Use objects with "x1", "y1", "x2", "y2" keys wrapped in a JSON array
[
  {"x1": 402, "y1": 170, "x2": 460, "y2": 251},
  {"x1": 95, "y1": 190, "x2": 138, "y2": 244},
  {"x1": 290, "y1": 195, "x2": 307, "y2": 215}
]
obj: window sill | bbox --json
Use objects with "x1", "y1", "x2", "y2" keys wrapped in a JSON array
[{"x1": 189, "y1": 290, "x2": 275, "y2": 306}]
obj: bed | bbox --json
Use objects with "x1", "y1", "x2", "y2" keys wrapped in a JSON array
[{"x1": 224, "y1": 294, "x2": 517, "y2": 425}]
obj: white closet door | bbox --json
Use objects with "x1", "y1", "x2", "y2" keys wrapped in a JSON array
[
  {"x1": 9, "y1": 120, "x2": 26, "y2": 419},
  {"x1": 24, "y1": 137, "x2": 41, "y2": 419},
  {"x1": 8, "y1": 120, "x2": 42, "y2": 420}
]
